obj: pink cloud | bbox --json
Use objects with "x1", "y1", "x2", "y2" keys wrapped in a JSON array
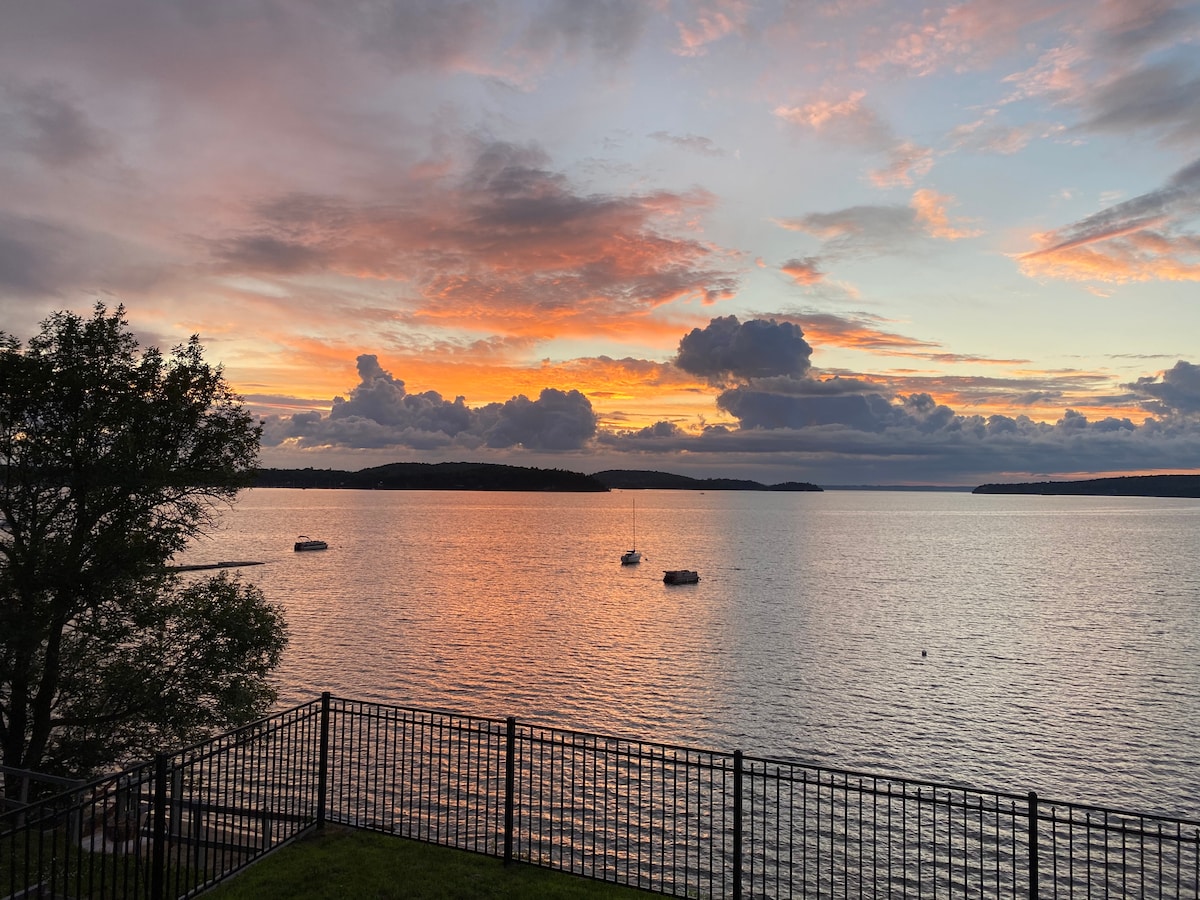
[
  {"x1": 911, "y1": 189, "x2": 982, "y2": 240},
  {"x1": 781, "y1": 258, "x2": 824, "y2": 285},
  {"x1": 674, "y1": 0, "x2": 753, "y2": 56}
]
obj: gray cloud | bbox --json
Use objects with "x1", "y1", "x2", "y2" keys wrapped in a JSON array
[
  {"x1": 718, "y1": 389, "x2": 892, "y2": 431},
  {"x1": 777, "y1": 205, "x2": 925, "y2": 258},
  {"x1": 257, "y1": 330, "x2": 1200, "y2": 485},
  {"x1": 480, "y1": 387, "x2": 597, "y2": 450},
  {"x1": 262, "y1": 354, "x2": 596, "y2": 453},
  {"x1": 1080, "y1": 62, "x2": 1200, "y2": 145},
  {"x1": 648, "y1": 131, "x2": 727, "y2": 157},
  {"x1": 1127, "y1": 360, "x2": 1200, "y2": 415},
  {"x1": 209, "y1": 139, "x2": 738, "y2": 326},
  {"x1": 522, "y1": 0, "x2": 651, "y2": 65},
  {"x1": 1022, "y1": 154, "x2": 1200, "y2": 258},
  {"x1": 1097, "y1": 2, "x2": 1200, "y2": 58},
  {"x1": 596, "y1": 400, "x2": 1198, "y2": 485},
  {"x1": 675, "y1": 316, "x2": 813, "y2": 382},
  {"x1": 5, "y1": 81, "x2": 106, "y2": 167}
]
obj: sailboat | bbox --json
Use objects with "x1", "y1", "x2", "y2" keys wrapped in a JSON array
[{"x1": 620, "y1": 499, "x2": 642, "y2": 565}]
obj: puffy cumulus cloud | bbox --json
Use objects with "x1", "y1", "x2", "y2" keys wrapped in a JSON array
[
  {"x1": 262, "y1": 354, "x2": 596, "y2": 453},
  {"x1": 604, "y1": 388, "x2": 1200, "y2": 485},
  {"x1": 600, "y1": 315, "x2": 1200, "y2": 482},
  {"x1": 480, "y1": 387, "x2": 597, "y2": 450},
  {"x1": 255, "y1": 330, "x2": 1200, "y2": 484},
  {"x1": 718, "y1": 387, "x2": 895, "y2": 432},
  {"x1": 675, "y1": 316, "x2": 813, "y2": 382},
  {"x1": 1127, "y1": 360, "x2": 1200, "y2": 415},
  {"x1": 329, "y1": 355, "x2": 475, "y2": 438},
  {"x1": 1018, "y1": 155, "x2": 1200, "y2": 283},
  {"x1": 713, "y1": 377, "x2": 960, "y2": 434}
]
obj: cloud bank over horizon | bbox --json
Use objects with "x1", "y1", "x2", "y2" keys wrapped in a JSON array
[{"x1": 260, "y1": 316, "x2": 1200, "y2": 485}]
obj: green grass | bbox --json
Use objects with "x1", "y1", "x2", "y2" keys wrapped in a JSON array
[{"x1": 203, "y1": 826, "x2": 659, "y2": 899}]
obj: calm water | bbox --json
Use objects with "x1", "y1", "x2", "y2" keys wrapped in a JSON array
[{"x1": 182, "y1": 488, "x2": 1200, "y2": 819}]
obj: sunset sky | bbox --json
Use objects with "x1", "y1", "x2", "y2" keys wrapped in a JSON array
[{"x1": 2, "y1": 0, "x2": 1199, "y2": 485}]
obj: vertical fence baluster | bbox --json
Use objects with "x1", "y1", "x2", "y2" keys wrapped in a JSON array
[
  {"x1": 150, "y1": 753, "x2": 167, "y2": 900},
  {"x1": 732, "y1": 749, "x2": 743, "y2": 900},
  {"x1": 503, "y1": 716, "x2": 516, "y2": 866},
  {"x1": 316, "y1": 692, "x2": 330, "y2": 831},
  {"x1": 1028, "y1": 791, "x2": 1039, "y2": 900}
]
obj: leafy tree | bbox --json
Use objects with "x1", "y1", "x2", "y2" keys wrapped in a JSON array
[{"x1": 0, "y1": 304, "x2": 287, "y2": 780}]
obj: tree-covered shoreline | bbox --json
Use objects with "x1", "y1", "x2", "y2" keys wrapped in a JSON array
[
  {"x1": 973, "y1": 474, "x2": 1200, "y2": 497},
  {"x1": 251, "y1": 463, "x2": 823, "y2": 492}
]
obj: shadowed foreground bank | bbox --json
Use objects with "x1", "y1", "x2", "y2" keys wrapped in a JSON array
[{"x1": 204, "y1": 826, "x2": 654, "y2": 900}]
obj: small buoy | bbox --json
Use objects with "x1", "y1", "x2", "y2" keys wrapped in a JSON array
[{"x1": 921, "y1": 650, "x2": 927, "y2": 657}]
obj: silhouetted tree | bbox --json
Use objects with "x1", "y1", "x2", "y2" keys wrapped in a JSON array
[{"x1": 0, "y1": 304, "x2": 286, "y2": 781}]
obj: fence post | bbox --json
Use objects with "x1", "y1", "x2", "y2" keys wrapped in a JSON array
[
  {"x1": 503, "y1": 716, "x2": 516, "y2": 866},
  {"x1": 151, "y1": 753, "x2": 168, "y2": 900},
  {"x1": 733, "y1": 750, "x2": 744, "y2": 900},
  {"x1": 1028, "y1": 791, "x2": 1039, "y2": 900},
  {"x1": 316, "y1": 692, "x2": 331, "y2": 830}
]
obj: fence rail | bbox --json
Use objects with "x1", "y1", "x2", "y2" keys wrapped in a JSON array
[{"x1": 3, "y1": 694, "x2": 1198, "y2": 899}]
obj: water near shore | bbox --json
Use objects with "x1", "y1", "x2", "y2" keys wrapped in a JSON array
[{"x1": 183, "y1": 488, "x2": 1200, "y2": 820}]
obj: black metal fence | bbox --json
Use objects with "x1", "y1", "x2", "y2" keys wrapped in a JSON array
[
  {"x1": 4, "y1": 694, "x2": 1198, "y2": 899},
  {"x1": 2, "y1": 702, "x2": 322, "y2": 899}
]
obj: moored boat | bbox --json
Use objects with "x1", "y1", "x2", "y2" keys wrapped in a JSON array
[
  {"x1": 620, "y1": 498, "x2": 642, "y2": 565},
  {"x1": 294, "y1": 535, "x2": 328, "y2": 551},
  {"x1": 663, "y1": 569, "x2": 699, "y2": 584}
]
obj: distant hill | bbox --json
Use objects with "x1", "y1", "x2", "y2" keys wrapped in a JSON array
[
  {"x1": 252, "y1": 464, "x2": 824, "y2": 492},
  {"x1": 253, "y1": 462, "x2": 607, "y2": 492},
  {"x1": 973, "y1": 474, "x2": 1200, "y2": 498},
  {"x1": 592, "y1": 469, "x2": 822, "y2": 491}
]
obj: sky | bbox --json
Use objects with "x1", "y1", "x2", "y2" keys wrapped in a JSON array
[{"x1": 2, "y1": 0, "x2": 1199, "y2": 486}]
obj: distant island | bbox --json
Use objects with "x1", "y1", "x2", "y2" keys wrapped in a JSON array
[
  {"x1": 591, "y1": 469, "x2": 821, "y2": 491},
  {"x1": 973, "y1": 474, "x2": 1200, "y2": 498},
  {"x1": 252, "y1": 463, "x2": 822, "y2": 492},
  {"x1": 252, "y1": 462, "x2": 607, "y2": 492}
]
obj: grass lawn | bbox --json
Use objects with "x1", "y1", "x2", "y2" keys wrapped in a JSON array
[{"x1": 203, "y1": 826, "x2": 659, "y2": 899}]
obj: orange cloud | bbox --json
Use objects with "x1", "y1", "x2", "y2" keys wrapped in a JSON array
[
  {"x1": 1019, "y1": 224, "x2": 1200, "y2": 283},
  {"x1": 868, "y1": 142, "x2": 934, "y2": 188},
  {"x1": 208, "y1": 147, "x2": 740, "y2": 343},
  {"x1": 911, "y1": 189, "x2": 981, "y2": 240},
  {"x1": 781, "y1": 257, "x2": 824, "y2": 285},
  {"x1": 1017, "y1": 159, "x2": 1200, "y2": 283},
  {"x1": 794, "y1": 313, "x2": 945, "y2": 356}
]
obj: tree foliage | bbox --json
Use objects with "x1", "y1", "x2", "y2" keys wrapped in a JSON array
[{"x1": 0, "y1": 304, "x2": 286, "y2": 778}]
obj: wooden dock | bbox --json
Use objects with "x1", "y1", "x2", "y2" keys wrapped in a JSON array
[{"x1": 171, "y1": 561, "x2": 264, "y2": 572}]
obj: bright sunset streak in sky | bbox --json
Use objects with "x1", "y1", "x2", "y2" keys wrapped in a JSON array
[{"x1": 2, "y1": 1, "x2": 1199, "y2": 485}]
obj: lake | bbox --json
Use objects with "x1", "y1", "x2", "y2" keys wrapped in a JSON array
[{"x1": 182, "y1": 488, "x2": 1200, "y2": 820}]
